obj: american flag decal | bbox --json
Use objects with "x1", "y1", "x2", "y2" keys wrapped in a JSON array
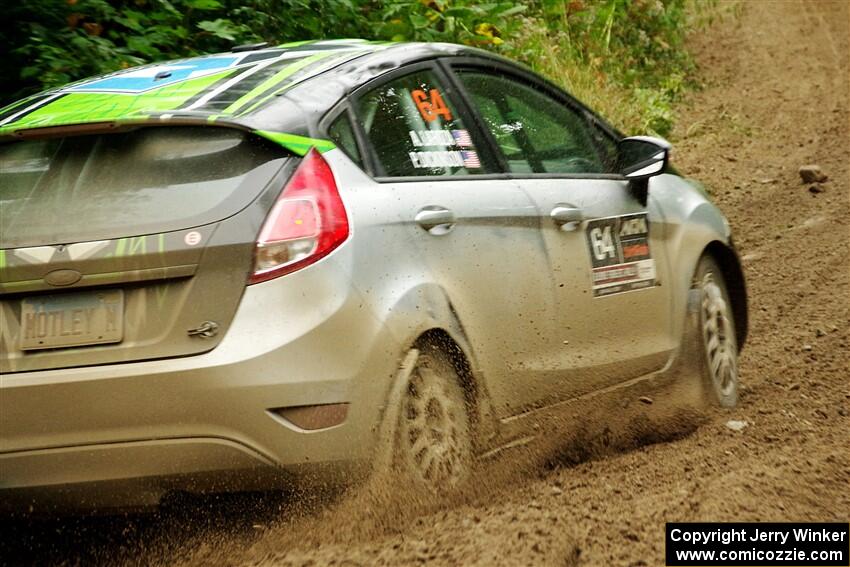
[
  {"x1": 462, "y1": 150, "x2": 480, "y2": 168},
  {"x1": 452, "y1": 129, "x2": 473, "y2": 147}
]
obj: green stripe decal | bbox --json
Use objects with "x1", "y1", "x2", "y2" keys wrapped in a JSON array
[
  {"x1": 0, "y1": 96, "x2": 35, "y2": 117},
  {"x1": 0, "y1": 40, "x2": 393, "y2": 138},
  {"x1": 237, "y1": 51, "x2": 359, "y2": 117},
  {"x1": 254, "y1": 131, "x2": 336, "y2": 155},
  {"x1": 275, "y1": 40, "x2": 314, "y2": 48},
  {"x1": 221, "y1": 53, "x2": 333, "y2": 116},
  {"x1": 0, "y1": 69, "x2": 237, "y2": 135}
]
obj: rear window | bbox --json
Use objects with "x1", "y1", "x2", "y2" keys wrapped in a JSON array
[
  {"x1": 355, "y1": 70, "x2": 491, "y2": 177},
  {"x1": 0, "y1": 127, "x2": 286, "y2": 249}
]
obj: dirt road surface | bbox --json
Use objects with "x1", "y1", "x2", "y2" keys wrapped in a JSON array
[{"x1": 3, "y1": 1, "x2": 848, "y2": 565}]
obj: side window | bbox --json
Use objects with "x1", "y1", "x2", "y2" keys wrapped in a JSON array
[
  {"x1": 587, "y1": 116, "x2": 620, "y2": 171},
  {"x1": 456, "y1": 71, "x2": 605, "y2": 175},
  {"x1": 354, "y1": 69, "x2": 488, "y2": 177},
  {"x1": 327, "y1": 113, "x2": 364, "y2": 168}
]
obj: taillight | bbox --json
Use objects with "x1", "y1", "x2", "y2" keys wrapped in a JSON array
[{"x1": 249, "y1": 149, "x2": 349, "y2": 284}]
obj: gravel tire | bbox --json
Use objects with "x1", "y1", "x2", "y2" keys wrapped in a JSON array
[
  {"x1": 395, "y1": 345, "x2": 473, "y2": 491},
  {"x1": 694, "y1": 255, "x2": 740, "y2": 408}
]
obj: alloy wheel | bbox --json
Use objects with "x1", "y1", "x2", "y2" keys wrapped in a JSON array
[
  {"x1": 398, "y1": 355, "x2": 471, "y2": 489},
  {"x1": 700, "y1": 272, "x2": 738, "y2": 400}
]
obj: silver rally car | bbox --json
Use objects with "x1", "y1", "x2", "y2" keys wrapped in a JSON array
[{"x1": 0, "y1": 39, "x2": 747, "y2": 510}]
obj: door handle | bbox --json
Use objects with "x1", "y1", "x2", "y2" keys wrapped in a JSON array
[
  {"x1": 415, "y1": 206, "x2": 456, "y2": 235},
  {"x1": 550, "y1": 204, "x2": 584, "y2": 231}
]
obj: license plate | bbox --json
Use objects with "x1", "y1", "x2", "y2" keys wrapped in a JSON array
[{"x1": 20, "y1": 289, "x2": 124, "y2": 351}]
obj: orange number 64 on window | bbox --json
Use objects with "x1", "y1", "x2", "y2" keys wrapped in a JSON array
[{"x1": 411, "y1": 88, "x2": 453, "y2": 122}]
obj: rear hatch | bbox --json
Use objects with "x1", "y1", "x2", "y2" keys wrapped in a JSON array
[{"x1": 0, "y1": 126, "x2": 293, "y2": 373}]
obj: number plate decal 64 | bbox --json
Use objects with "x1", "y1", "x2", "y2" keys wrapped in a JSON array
[
  {"x1": 585, "y1": 213, "x2": 656, "y2": 297},
  {"x1": 20, "y1": 289, "x2": 124, "y2": 351}
]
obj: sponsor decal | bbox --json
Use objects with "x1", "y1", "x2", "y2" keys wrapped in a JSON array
[
  {"x1": 184, "y1": 231, "x2": 202, "y2": 246},
  {"x1": 67, "y1": 56, "x2": 241, "y2": 94},
  {"x1": 585, "y1": 213, "x2": 656, "y2": 297}
]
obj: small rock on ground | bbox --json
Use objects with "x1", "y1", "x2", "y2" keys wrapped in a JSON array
[{"x1": 799, "y1": 164, "x2": 828, "y2": 183}]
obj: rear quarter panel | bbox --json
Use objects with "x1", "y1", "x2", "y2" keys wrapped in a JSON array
[{"x1": 323, "y1": 150, "x2": 500, "y2": 448}]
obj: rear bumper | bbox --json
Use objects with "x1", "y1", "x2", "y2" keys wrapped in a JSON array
[
  {"x1": 0, "y1": 258, "x2": 399, "y2": 510},
  {"x1": 0, "y1": 438, "x2": 292, "y2": 512}
]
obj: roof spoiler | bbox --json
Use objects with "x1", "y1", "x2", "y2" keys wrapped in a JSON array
[{"x1": 0, "y1": 117, "x2": 335, "y2": 156}]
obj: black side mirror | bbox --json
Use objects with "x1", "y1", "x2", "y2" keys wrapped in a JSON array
[{"x1": 617, "y1": 136, "x2": 672, "y2": 180}]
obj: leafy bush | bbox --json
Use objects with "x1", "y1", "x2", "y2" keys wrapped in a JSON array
[
  {"x1": 373, "y1": 1, "x2": 527, "y2": 46},
  {"x1": 1, "y1": 0, "x2": 718, "y2": 135},
  {"x1": 0, "y1": 0, "x2": 368, "y2": 104}
]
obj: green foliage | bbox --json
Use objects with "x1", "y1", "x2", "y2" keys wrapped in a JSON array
[
  {"x1": 508, "y1": 0, "x2": 701, "y2": 135},
  {"x1": 375, "y1": 1, "x2": 526, "y2": 46},
  {"x1": 1, "y1": 0, "x2": 368, "y2": 104},
  {"x1": 2, "y1": 0, "x2": 718, "y2": 134}
]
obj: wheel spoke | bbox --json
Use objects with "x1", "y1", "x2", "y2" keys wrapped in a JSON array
[
  {"x1": 706, "y1": 332, "x2": 721, "y2": 355},
  {"x1": 711, "y1": 351, "x2": 723, "y2": 377}
]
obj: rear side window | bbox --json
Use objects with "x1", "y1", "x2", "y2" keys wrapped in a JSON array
[
  {"x1": 327, "y1": 113, "x2": 364, "y2": 168},
  {"x1": 0, "y1": 127, "x2": 286, "y2": 248},
  {"x1": 456, "y1": 71, "x2": 605, "y2": 175},
  {"x1": 354, "y1": 70, "x2": 488, "y2": 177}
]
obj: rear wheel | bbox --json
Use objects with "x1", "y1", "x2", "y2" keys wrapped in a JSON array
[
  {"x1": 396, "y1": 345, "x2": 473, "y2": 490},
  {"x1": 694, "y1": 255, "x2": 739, "y2": 407}
]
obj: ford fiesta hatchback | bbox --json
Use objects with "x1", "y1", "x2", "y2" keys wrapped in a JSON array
[{"x1": 0, "y1": 39, "x2": 747, "y2": 511}]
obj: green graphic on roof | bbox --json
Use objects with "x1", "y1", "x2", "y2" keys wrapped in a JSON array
[
  {"x1": 0, "y1": 39, "x2": 384, "y2": 154},
  {"x1": 254, "y1": 131, "x2": 336, "y2": 155}
]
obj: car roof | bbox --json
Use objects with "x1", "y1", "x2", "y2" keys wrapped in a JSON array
[{"x1": 0, "y1": 39, "x2": 496, "y2": 155}]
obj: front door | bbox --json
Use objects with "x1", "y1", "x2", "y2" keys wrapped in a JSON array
[{"x1": 452, "y1": 67, "x2": 676, "y2": 398}]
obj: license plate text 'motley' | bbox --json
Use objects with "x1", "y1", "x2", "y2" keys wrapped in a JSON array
[{"x1": 20, "y1": 290, "x2": 124, "y2": 351}]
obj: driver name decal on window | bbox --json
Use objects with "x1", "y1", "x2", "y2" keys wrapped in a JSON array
[
  {"x1": 585, "y1": 213, "x2": 656, "y2": 297},
  {"x1": 408, "y1": 129, "x2": 473, "y2": 147},
  {"x1": 409, "y1": 150, "x2": 480, "y2": 169},
  {"x1": 408, "y1": 128, "x2": 479, "y2": 169}
]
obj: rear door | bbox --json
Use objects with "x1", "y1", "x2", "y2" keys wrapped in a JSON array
[
  {"x1": 451, "y1": 65, "x2": 676, "y2": 396},
  {"x1": 346, "y1": 64, "x2": 561, "y2": 417},
  {"x1": 0, "y1": 127, "x2": 293, "y2": 373}
]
